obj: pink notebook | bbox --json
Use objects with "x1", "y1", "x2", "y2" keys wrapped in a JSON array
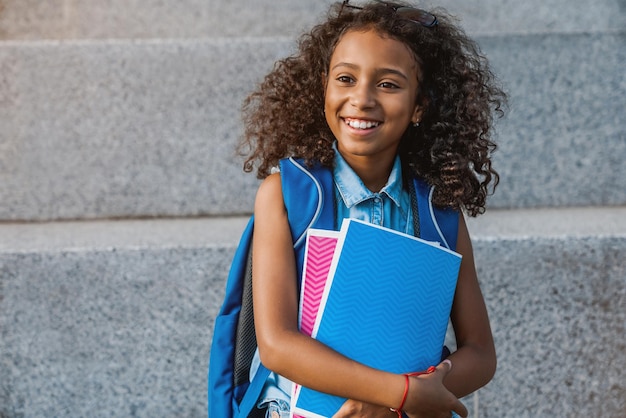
[
  {"x1": 293, "y1": 229, "x2": 340, "y2": 418},
  {"x1": 298, "y1": 229, "x2": 340, "y2": 336}
]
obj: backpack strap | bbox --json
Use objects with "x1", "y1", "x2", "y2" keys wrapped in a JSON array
[
  {"x1": 280, "y1": 158, "x2": 335, "y2": 273},
  {"x1": 413, "y1": 178, "x2": 459, "y2": 251},
  {"x1": 236, "y1": 362, "x2": 270, "y2": 418}
]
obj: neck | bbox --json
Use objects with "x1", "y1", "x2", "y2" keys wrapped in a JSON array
[{"x1": 344, "y1": 156, "x2": 394, "y2": 193}]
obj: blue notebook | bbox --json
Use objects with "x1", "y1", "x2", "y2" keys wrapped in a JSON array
[{"x1": 291, "y1": 218, "x2": 462, "y2": 418}]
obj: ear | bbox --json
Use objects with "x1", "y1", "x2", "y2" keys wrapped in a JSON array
[{"x1": 411, "y1": 104, "x2": 424, "y2": 125}]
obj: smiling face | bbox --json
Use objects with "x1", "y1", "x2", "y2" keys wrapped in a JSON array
[{"x1": 324, "y1": 28, "x2": 423, "y2": 170}]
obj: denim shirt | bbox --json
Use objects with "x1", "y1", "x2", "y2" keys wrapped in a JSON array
[
  {"x1": 333, "y1": 143, "x2": 414, "y2": 235},
  {"x1": 251, "y1": 145, "x2": 413, "y2": 415}
]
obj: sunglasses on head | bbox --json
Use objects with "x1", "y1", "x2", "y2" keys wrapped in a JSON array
[{"x1": 340, "y1": 0, "x2": 439, "y2": 28}]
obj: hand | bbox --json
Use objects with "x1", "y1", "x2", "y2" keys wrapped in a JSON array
[
  {"x1": 332, "y1": 399, "x2": 396, "y2": 418},
  {"x1": 403, "y1": 361, "x2": 468, "y2": 418}
]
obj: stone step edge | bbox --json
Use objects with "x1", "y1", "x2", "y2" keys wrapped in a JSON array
[
  {"x1": 466, "y1": 206, "x2": 626, "y2": 240},
  {"x1": 1, "y1": 206, "x2": 625, "y2": 255}
]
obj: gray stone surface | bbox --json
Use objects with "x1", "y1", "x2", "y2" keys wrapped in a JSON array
[
  {"x1": 474, "y1": 236, "x2": 626, "y2": 417},
  {"x1": 470, "y1": 208, "x2": 626, "y2": 416},
  {"x1": 484, "y1": 32, "x2": 626, "y2": 210},
  {"x1": 0, "y1": 247, "x2": 232, "y2": 417},
  {"x1": 0, "y1": 209, "x2": 625, "y2": 416},
  {"x1": 0, "y1": 217, "x2": 246, "y2": 417},
  {"x1": 0, "y1": 0, "x2": 624, "y2": 40},
  {"x1": 1, "y1": 32, "x2": 624, "y2": 221},
  {"x1": 0, "y1": 38, "x2": 290, "y2": 220}
]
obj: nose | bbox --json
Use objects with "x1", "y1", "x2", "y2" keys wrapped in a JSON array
[{"x1": 350, "y1": 82, "x2": 376, "y2": 109}]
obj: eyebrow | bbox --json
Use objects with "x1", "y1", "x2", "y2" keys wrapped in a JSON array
[{"x1": 330, "y1": 62, "x2": 410, "y2": 81}]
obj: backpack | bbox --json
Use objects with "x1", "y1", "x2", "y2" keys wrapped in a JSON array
[{"x1": 208, "y1": 157, "x2": 459, "y2": 418}]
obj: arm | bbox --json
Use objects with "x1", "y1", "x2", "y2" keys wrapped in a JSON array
[
  {"x1": 252, "y1": 173, "x2": 406, "y2": 409},
  {"x1": 441, "y1": 213, "x2": 496, "y2": 396}
]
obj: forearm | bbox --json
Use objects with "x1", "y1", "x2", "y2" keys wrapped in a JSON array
[
  {"x1": 258, "y1": 328, "x2": 406, "y2": 410},
  {"x1": 442, "y1": 342, "x2": 496, "y2": 398}
]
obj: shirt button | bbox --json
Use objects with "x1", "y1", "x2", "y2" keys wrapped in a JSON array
[{"x1": 374, "y1": 197, "x2": 381, "y2": 203}]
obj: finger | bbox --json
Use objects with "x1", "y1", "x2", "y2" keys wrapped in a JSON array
[
  {"x1": 434, "y1": 359, "x2": 452, "y2": 377},
  {"x1": 331, "y1": 401, "x2": 351, "y2": 418},
  {"x1": 451, "y1": 398, "x2": 468, "y2": 418},
  {"x1": 330, "y1": 408, "x2": 347, "y2": 418},
  {"x1": 331, "y1": 399, "x2": 363, "y2": 417}
]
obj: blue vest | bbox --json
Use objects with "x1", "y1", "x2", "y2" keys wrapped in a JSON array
[{"x1": 208, "y1": 157, "x2": 459, "y2": 418}]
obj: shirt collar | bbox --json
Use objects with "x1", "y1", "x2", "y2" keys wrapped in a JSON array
[{"x1": 333, "y1": 142, "x2": 404, "y2": 208}]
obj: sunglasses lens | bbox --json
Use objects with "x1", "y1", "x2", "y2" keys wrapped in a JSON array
[
  {"x1": 341, "y1": 2, "x2": 439, "y2": 28},
  {"x1": 396, "y1": 7, "x2": 438, "y2": 27}
]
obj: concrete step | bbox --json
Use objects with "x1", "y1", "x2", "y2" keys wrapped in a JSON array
[
  {"x1": 0, "y1": 0, "x2": 624, "y2": 40},
  {"x1": 1, "y1": 31, "x2": 624, "y2": 221},
  {"x1": 0, "y1": 206, "x2": 625, "y2": 416}
]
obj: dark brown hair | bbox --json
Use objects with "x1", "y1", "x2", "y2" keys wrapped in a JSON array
[{"x1": 239, "y1": 1, "x2": 506, "y2": 216}]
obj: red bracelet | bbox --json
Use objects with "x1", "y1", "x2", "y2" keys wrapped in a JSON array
[{"x1": 390, "y1": 366, "x2": 437, "y2": 417}]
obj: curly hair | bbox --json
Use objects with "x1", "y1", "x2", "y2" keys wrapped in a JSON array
[{"x1": 239, "y1": 1, "x2": 506, "y2": 216}]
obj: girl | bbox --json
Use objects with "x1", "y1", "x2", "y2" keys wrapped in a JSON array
[{"x1": 242, "y1": 1, "x2": 506, "y2": 417}]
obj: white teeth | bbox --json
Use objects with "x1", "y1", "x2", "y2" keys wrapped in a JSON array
[{"x1": 346, "y1": 119, "x2": 379, "y2": 129}]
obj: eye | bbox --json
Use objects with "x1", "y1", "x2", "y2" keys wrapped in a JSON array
[
  {"x1": 336, "y1": 75, "x2": 355, "y2": 84},
  {"x1": 379, "y1": 81, "x2": 400, "y2": 89}
]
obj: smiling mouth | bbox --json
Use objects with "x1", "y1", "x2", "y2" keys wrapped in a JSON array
[{"x1": 344, "y1": 118, "x2": 381, "y2": 130}]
